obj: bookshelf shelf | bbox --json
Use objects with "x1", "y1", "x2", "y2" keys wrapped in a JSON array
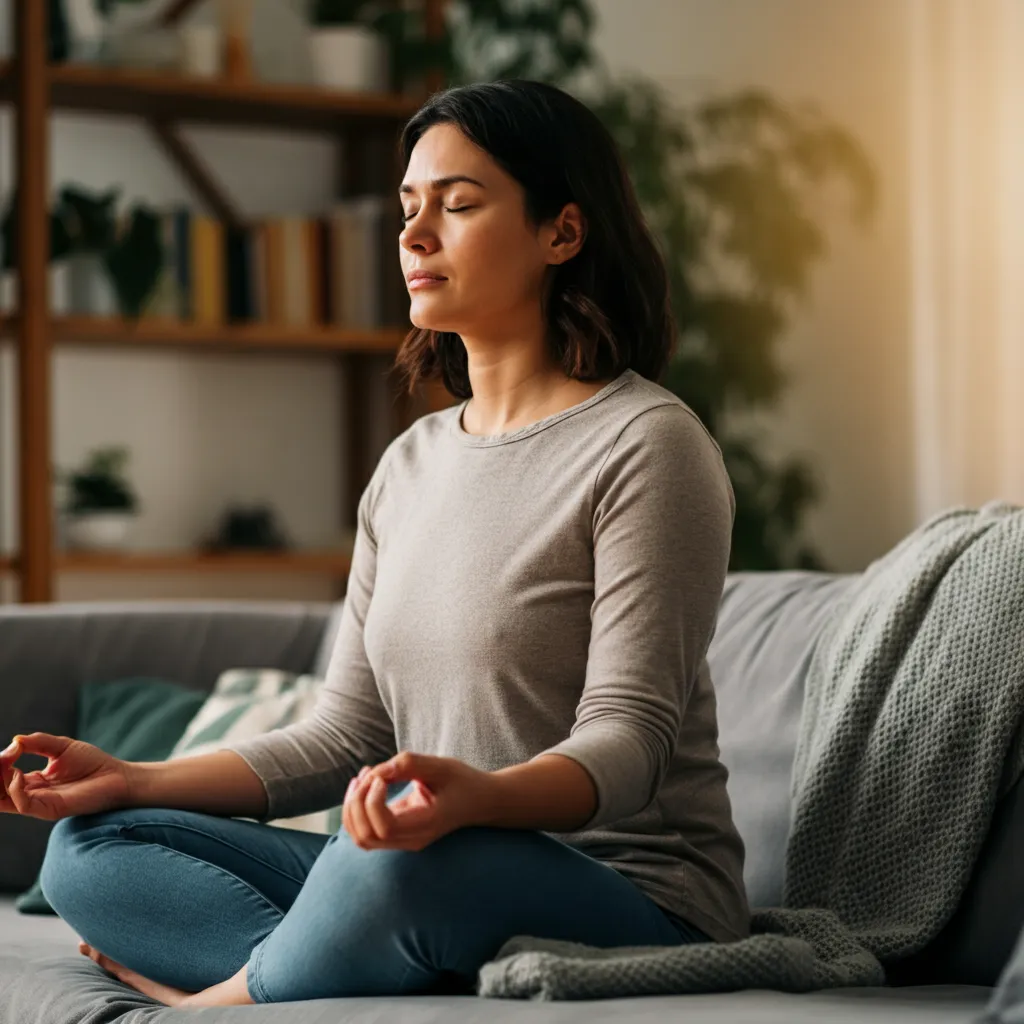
[
  {"x1": 0, "y1": 314, "x2": 408, "y2": 356},
  {"x1": 0, "y1": 60, "x2": 422, "y2": 132},
  {"x1": 0, "y1": 549, "x2": 354, "y2": 576}
]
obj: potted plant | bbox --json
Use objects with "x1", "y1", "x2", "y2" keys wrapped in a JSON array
[
  {"x1": 1, "y1": 183, "x2": 164, "y2": 319},
  {"x1": 307, "y1": 0, "x2": 389, "y2": 92},
  {"x1": 57, "y1": 446, "x2": 141, "y2": 552},
  {"x1": 61, "y1": 0, "x2": 152, "y2": 65},
  {"x1": 436, "y1": 0, "x2": 878, "y2": 571}
]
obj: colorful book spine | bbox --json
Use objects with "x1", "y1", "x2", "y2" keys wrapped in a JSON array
[
  {"x1": 129, "y1": 202, "x2": 403, "y2": 331},
  {"x1": 263, "y1": 217, "x2": 286, "y2": 325},
  {"x1": 173, "y1": 208, "x2": 192, "y2": 320},
  {"x1": 190, "y1": 214, "x2": 225, "y2": 325},
  {"x1": 224, "y1": 224, "x2": 254, "y2": 323}
]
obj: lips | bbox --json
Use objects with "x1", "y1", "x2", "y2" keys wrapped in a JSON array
[{"x1": 406, "y1": 270, "x2": 448, "y2": 283}]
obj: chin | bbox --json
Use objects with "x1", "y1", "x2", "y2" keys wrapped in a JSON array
[{"x1": 408, "y1": 306, "x2": 459, "y2": 334}]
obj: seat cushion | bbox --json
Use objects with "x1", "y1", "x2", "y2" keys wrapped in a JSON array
[{"x1": 0, "y1": 897, "x2": 994, "y2": 1023}]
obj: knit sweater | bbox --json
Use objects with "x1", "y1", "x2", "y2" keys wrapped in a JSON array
[{"x1": 222, "y1": 366, "x2": 752, "y2": 946}]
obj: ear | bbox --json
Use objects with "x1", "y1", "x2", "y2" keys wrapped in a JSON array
[{"x1": 545, "y1": 201, "x2": 586, "y2": 265}]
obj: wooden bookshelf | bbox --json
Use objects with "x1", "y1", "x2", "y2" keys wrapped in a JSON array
[
  {"x1": 2, "y1": 0, "x2": 449, "y2": 602},
  {"x1": 58, "y1": 549, "x2": 354, "y2": 575},
  {"x1": 0, "y1": 549, "x2": 353, "y2": 576},
  {"x1": 0, "y1": 315, "x2": 409, "y2": 356},
  {"x1": 0, "y1": 60, "x2": 421, "y2": 132}
]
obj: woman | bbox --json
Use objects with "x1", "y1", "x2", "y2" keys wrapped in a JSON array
[{"x1": 0, "y1": 79, "x2": 750, "y2": 1007}]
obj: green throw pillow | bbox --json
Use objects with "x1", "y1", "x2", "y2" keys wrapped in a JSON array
[{"x1": 16, "y1": 677, "x2": 208, "y2": 915}]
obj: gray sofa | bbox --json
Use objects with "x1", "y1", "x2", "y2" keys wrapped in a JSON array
[{"x1": 0, "y1": 571, "x2": 1018, "y2": 1022}]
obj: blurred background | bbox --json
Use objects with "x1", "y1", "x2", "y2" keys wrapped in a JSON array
[{"x1": 0, "y1": 0, "x2": 1021, "y2": 605}]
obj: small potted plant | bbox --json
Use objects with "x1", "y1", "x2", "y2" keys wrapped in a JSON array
[
  {"x1": 307, "y1": 0, "x2": 389, "y2": 92},
  {"x1": 58, "y1": 446, "x2": 141, "y2": 552},
  {"x1": 1, "y1": 183, "x2": 163, "y2": 319}
]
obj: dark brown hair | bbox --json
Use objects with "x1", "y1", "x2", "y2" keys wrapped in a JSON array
[{"x1": 392, "y1": 78, "x2": 677, "y2": 401}]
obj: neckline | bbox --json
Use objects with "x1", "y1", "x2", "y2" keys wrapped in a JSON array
[{"x1": 450, "y1": 369, "x2": 636, "y2": 447}]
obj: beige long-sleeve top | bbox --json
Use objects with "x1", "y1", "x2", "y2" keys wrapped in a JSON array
[{"x1": 222, "y1": 367, "x2": 751, "y2": 944}]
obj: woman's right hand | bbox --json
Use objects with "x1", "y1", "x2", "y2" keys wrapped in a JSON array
[{"x1": 0, "y1": 732, "x2": 132, "y2": 821}]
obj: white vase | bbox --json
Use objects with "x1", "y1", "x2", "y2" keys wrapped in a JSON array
[
  {"x1": 64, "y1": 512, "x2": 136, "y2": 552},
  {"x1": 64, "y1": 0, "x2": 108, "y2": 63},
  {"x1": 309, "y1": 26, "x2": 388, "y2": 92},
  {"x1": 178, "y1": 23, "x2": 224, "y2": 78},
  {"x1": 65, "y1": 254, "x2": 118, "y2": 317}
]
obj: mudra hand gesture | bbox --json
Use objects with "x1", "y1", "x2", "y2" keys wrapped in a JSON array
[{"x1": 342, "y1": 751, "x2": 496, "y2": 852}]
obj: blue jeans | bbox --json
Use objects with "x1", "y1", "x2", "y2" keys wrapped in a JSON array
[{"x1": 39, "y1": 786, "x2": 712, "y2": 1002}]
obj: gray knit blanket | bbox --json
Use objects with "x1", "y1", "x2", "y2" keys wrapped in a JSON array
[{"x1": 476, "y1": 500, "x2": 1024, "y2": 1000}]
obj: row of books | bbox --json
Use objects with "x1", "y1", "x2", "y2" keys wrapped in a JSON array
[{"x1": 0, "y1": 195, "x2": 410, "y2": 330}]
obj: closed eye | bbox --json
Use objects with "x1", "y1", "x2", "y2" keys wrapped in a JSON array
[{"x1": 400, "y1": 206, "x2": 473, "y2": 223}]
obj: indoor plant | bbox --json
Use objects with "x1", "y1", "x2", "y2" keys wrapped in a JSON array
[
  {"x1": 57, "y1": 446, "x2": 141, "y2": 552},
  {"x1": 61, "y1": 0, "x2": 153, "y2": 65},
  {"x1": 1, "y1": 183, "x2": 164, "y2": 319},
  {"x1": 437, "y1": 0, "x2": 878, "y2": 571}
]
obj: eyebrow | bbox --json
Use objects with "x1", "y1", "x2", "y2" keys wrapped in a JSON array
[{"x1": 398, "y1": 175, "x2": 487, "y2": 195}]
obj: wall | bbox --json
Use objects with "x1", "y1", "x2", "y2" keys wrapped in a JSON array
[{"x1": 591, "y1": 0, "x2": 915, "y2": 572}]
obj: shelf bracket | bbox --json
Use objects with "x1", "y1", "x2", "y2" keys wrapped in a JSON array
[{"x1": 146, "y1": 116, "x2": 246, "y2": 229}]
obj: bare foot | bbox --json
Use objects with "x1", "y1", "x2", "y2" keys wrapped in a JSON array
[{"x1": 78, "y1": 941, "x2": 194, "y2": 1007}]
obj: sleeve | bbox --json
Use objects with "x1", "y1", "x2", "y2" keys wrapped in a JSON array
[
  {"x1": 532, "y1": 404, "x2": 736, "y2": 830},
  {"x1": 219, "y1": 449, "x2": 398, "y2": 822}
]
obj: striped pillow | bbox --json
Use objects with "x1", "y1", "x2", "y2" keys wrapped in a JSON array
[{"x1": 168, "y1": 668, "x2": 344, "y2": 835}]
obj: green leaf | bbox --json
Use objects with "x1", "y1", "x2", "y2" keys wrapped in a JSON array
[{"x1": 102, "y1": 205, "x2": 164, "y2": 319}]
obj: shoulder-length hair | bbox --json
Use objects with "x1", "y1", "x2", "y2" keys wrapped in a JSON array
[{"x1": 391, "y1": 78, "x2": 677, "y2": 401}]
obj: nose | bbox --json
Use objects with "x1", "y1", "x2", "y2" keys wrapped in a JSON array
[{"x1": 399, "y1": 215, "x2": 440, "y2": 256}]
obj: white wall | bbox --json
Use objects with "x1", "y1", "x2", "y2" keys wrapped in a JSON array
[{"x1": 592, "y1": 0, "x2": 915, "y2": 573}]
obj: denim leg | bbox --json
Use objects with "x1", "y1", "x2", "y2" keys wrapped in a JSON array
[
  {"x1": 39, "y1": 806, "x2": 329, "y2": 993},
  {"x1": 247, "y1": 822, "x2": 703, "y2": 1002}
]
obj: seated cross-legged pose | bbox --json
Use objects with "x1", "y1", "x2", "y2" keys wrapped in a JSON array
[{"x1": 2, "y1": 77, "x2": 751, "y2": 1008}]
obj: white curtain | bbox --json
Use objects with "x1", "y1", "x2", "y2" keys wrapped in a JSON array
[{"x1": 909, "y1": 0, "x2": 1024, "y2": 518}]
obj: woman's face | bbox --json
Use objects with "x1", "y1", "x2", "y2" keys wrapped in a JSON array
[{"x1": 398, "y1": 123, "x2": 582, "y2": 338}]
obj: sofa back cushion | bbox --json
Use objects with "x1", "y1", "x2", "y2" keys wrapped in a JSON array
[
  {"x1": 706, "y1": 570, "x2": 858, "y2": 909},
  {"x1": 709, "y1": 568, "x2": 1024, "y2": 987},
  {"x1": 0, "y1": 601, "x2": 332, "y2": 893}
]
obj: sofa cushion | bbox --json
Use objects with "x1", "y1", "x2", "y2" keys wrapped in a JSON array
[
  {"x1": 15, "y1": 677, "x2": 208, "y2": 915},
  {"x1": 0, "y1": 601, "x2": 331, "y2": 894},
  {"x1": 312, "y1": 600, "x2": 346, "y2": 679},
  {"x1": 0, "y1": 891, "x2": 996, "y2": 1024},
  {"x1": 707, "y1": 570, "x2": 858, "y2": 909},
  {"x1": 168, "y1": 667, "x2": 341, "y2": 835},
  {"x1": 711, "y1": 569, "x2": 1024, "y2": 989}
]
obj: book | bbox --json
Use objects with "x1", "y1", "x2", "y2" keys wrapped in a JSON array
[{"x1": 191, "y1": 214, "x2": 225, "y2": 325}]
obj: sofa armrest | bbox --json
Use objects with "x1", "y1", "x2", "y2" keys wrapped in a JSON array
[{"x1": 0, "y1": 599, "x2": 332, "y2": 893}]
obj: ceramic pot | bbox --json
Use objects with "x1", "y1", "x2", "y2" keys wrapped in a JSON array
[
  {"x1": 309, "y1": 25, "x2": 388, "y2": 92},
  {"x1": 64, "y1": 512, "x2": 136, "y2": 552}
]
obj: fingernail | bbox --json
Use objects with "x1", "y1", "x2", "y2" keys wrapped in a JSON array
[{"x1": 1, "y1": 741, "x2": 17, "y2": 758}]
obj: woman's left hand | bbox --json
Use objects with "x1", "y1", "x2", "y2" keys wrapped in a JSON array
[{"x1": 342, "y1": 751, "x2": 496, "y2": 852}]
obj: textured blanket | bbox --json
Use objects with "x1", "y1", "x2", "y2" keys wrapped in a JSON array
[{"x1": 477, "y1": 500, "x2": 1024, "y2": 1000}]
